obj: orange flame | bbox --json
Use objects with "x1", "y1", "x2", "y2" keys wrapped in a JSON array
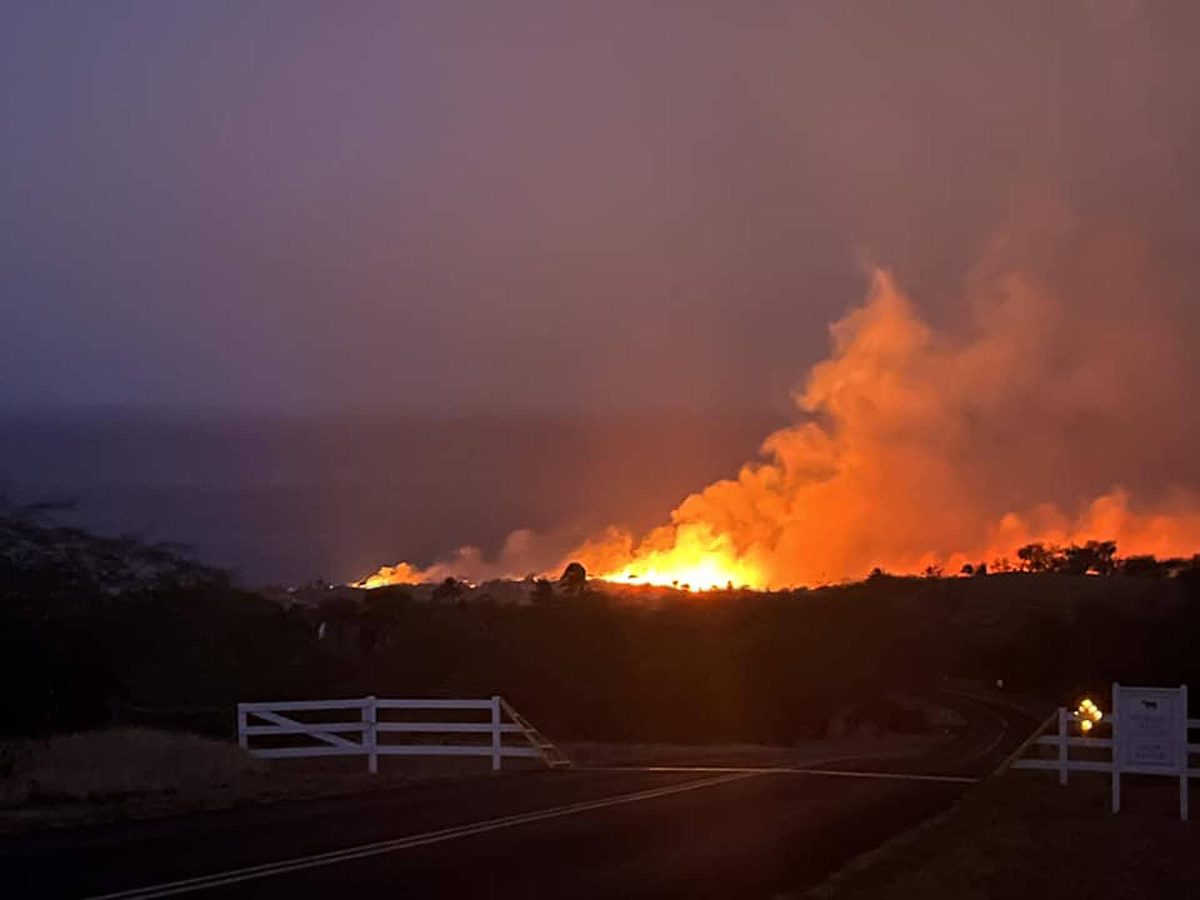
[
  {"x1": 595, "y1": 523, "x2": 763, "y2": 590},
  {"x1": 355, "y1": 268, "x2": 1200, "y2": 592}
]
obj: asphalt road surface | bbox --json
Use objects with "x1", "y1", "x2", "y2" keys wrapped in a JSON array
[{"x1": 3, "y1": 695, "x2": 1038, "y2": 899}]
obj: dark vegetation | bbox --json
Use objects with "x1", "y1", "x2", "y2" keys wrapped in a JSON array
[
  {"x1": 3, "y1": 501, "x2": 1199, "y2": 743},
  {"x1": 813, "y1": 771, "x2": 1200, "y2": 899}
]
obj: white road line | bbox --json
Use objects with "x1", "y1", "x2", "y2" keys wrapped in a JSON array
[
  {"x1": 576, "y1": 765, "x2": 978, "y2": 784},
  {"x1": 83, "y1": 772, "x2": 756, "y2": 900},
  {"x1": 969, "y1": 720, "x2": 1008, "y2": 762},
  {"x1": 970, "y1": 708, "x2": 1011, "y2": 762},
  {"x1": 938, "y1": 689, "x2": 1014, "y2": 762}
]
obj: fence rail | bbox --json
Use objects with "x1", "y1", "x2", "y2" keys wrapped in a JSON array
[
  {"x1": 237, "y1": 695, "x2": 560, "y2": 773},
  {"x1": 1013, "y1": 710, "x2": 1200, "y2": 778},
  {"x1": 1013, "y1": 695, "x2": 1198, "y2": 820}
]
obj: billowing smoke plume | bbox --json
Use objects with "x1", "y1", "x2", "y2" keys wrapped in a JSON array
[{"x1": 359, "y1": 257, "x2": 1200, "y2": 590}]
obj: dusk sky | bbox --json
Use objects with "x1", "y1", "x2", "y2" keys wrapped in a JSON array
[{"x1": 6, "y1": 1, "x2": 1199, "y2": 415}]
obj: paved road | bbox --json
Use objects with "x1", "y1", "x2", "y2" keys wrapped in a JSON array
[{"x1": 3, "y1": 695, "x2": 1037, "y2": 899}]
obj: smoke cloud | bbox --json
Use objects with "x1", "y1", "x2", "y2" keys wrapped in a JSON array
[
  {"x1": 6, "y1": 3, "x2": 1200, "y2": 585},
  {"x1": 361, "y1": 245, "x2": 1200, "y2": 588}
]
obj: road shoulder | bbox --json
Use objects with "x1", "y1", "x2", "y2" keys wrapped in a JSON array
[{"x1": 799, "y1": 771, "x2": 1198, "y2": 899}]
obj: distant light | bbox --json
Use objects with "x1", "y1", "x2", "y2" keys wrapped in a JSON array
[{"x1": 1074, "y1": 697, "x2": 1103, "y2": 730}]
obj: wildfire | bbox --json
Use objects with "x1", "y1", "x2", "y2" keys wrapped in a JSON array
[
  {"x1": 355, "y1": 564, "x2": 422, "y2": 590},
  {"x1": 353, "y1": 267, "x2": 1200, "y2": 594},
  {"x1": 595, "y1": 528, "x2": 762, "y2": 590},
  {"x1": 598, "y1": 561, "x2": 749, "y2": 591}
]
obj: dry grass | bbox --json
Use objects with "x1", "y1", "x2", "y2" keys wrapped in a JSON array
[
  {"x1": 0, "y1": 728, "x2": 534, "y2": 835},
  {"x1": 0, "y1": 728, "x2": 264, "y2": 808},
  {"x1": 805, "y1": 771, "x2": 1198, "y2": 900}
]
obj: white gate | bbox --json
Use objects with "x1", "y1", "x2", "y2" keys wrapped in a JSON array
[{"x1": 236, "y1": 696, "x2": 568, "y2": 773}]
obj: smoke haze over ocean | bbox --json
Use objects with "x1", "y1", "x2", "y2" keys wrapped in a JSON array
[{"x1": 0, "y1": 412, "x2": 780, "y2": 583}]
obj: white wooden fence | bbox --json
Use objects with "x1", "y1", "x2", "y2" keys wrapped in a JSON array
[
  {"x1": 1013, "y1": 684, "x2": 1199, "y2": 820},
  {"x1": 237, "y1": 696, "x2": 557, "y2": 773}
]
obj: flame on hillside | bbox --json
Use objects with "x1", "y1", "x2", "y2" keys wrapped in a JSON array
[{"x1": 355, "y1": 269, "x2": 1200, "y2": 592}]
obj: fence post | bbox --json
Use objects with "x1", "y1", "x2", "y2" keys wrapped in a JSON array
[
  {"x1": 1183, "y1": 769, "x2": 1190, "y2": 822},
  {"x1": 364, "y1": 696, "x2": 378, "y2": 775},
  {"x1": 1111, "y1": 682, "x2": 1121, "y2": 813},
  {"x1": 491, "y1": 695, "x2": 502, "y2": 772},
  {"x1": 1181, "y1": 684, "x2": 1189, "y2": 822},
  {"x1": 1058, "y1": 706, "x2": 1069, "y2": 785},
  {"x1": 237, "y1": 703, "x2": 248, "y2": 751}
]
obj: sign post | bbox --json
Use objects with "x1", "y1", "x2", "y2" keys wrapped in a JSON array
[{"x1": 1111, "y1": 683, "x2": 1189, "y2": 820}]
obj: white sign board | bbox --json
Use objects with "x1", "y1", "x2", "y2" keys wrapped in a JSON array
[{"x1": 1114, "y1": 685, "x2": 1187, "y2": 775}]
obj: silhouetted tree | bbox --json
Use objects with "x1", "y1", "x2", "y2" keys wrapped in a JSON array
[
  {"x1": 559, "y1": 562, "x2": 587, "y2": 597},
  {"x1": 1064, "y1": 540, "x2": 1118, "y2": 576},
  {"x1": 1120, "y1": 555, "x2": 1163, "y2": 577},
  {"x1": 432, "y1": 577, "x2": 465, "y2": 603},
  {"x1": 0, "y1": 497, "x2": 228, "y2": 610},
  {"x1": 530, "y1": 578, "x2": 556, "y2": 605},
  {"x1": 362, "y1": 585, "x2": 411, "y2": 638},
  {"x1": 1017, "y1": 542, "x2": 1063, "y2": 573}
]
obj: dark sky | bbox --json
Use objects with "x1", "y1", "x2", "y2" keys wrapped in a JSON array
[{"x1": 3, "y1": 1, "x2": 1199, "y2": 415}]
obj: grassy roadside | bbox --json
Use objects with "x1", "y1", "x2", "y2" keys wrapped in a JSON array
[
  {"x1": 0, "y1": 728, "x2": 535, "y2": 835},
  {"x1": 0, "y1": 728, "x2": 935, "y2": 836},
  {"x1": 804, "y1": 771, "x2": 1197, "y2": 900}
]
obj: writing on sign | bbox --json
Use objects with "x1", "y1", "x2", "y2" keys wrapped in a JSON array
[{"x1": 1115, "y1": 685, "x2": 1185, "y2": 774}]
